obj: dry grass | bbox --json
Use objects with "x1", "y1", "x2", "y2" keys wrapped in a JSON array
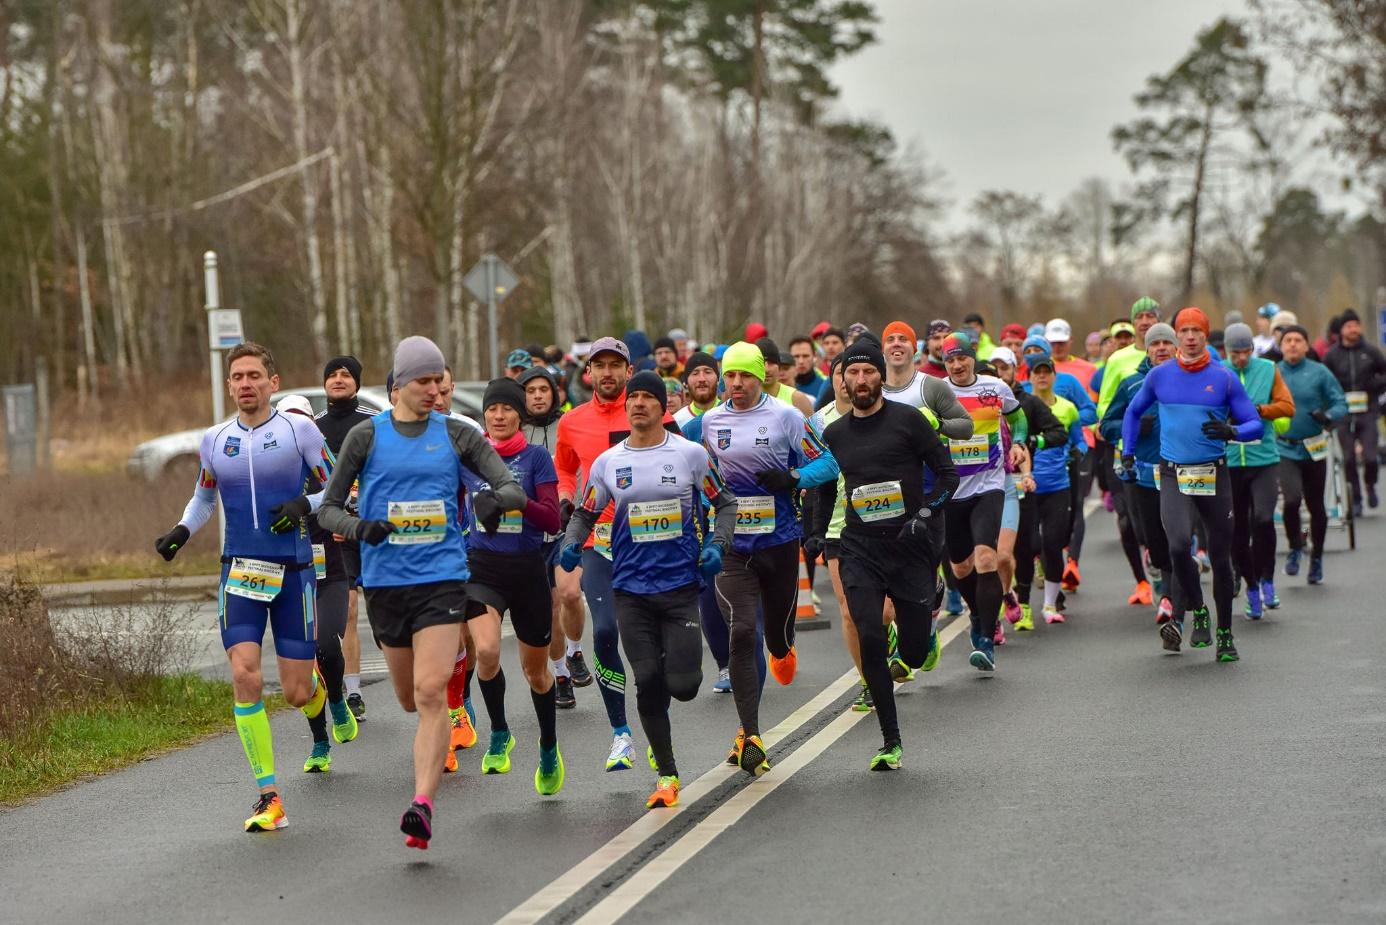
[{"x1": 47, "y1": 377, "x2": 215, "y2": 474}]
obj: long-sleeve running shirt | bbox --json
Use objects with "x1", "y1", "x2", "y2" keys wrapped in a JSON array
[{"x1": 1121, "y1": 358, "x2": 1262, "y2": 465}]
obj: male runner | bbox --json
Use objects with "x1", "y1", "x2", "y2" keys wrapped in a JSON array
[
  {"x1": 790, "y1": 336, "x2": 830, "y2": 402},
  {"x1": 921, "y1": 320, "x2": 951, "y2": 378},
  {"x1": 1323, "y1": 309, "x2": 1386, "y2": 514},
  {"x1": 880, "y1": 320, "x2": 975, "y2": 439},
  {"x1": 1097, "y1": 298, "x2": 1163, "y2": 419},
  {"x1": 757, "y1": 337, "x2": 816, "y2": 416},
  {"x1": 318, "y1": 335, "x2": 526, "y2": 849},
  {"x1": 561, "y1": 371, "x2": 737, "y2": 808},
  {"x1": 154, "y1": 342, "x2": 333, "y2": 833}
]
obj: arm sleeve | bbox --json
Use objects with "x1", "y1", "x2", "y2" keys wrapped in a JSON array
[
  {"x1": 563, "y1": 506, "x2": 597, "y2": 550},
  {"x1": 178, "y1": 432, "x2": 219, "y2": 534},
  {"x1": 1004, "y1": 406, "x2": 1028, "y2": 445},
  {"x1": 1099, "y1": 380, "x2": 1131, "y2": 445},
  {"x1": 1226, "y1": 371, "x2": 1265, "y2": 442},
  {"x1": 1032, "y1": 398, "x2": 1069, "y2": 450},
  {"x1": 923, "y1": 376, "x2": 974, "y2": 440},
  {"x1": 554, "y1": 417, "x2": 581, "y2": 500},
  {"x1": 524, "y1": 480, "x2": 561, "y2": 533},
  {"x1": 1324, "y1": 369, "x2": 1348, "y2": 422},
  {"x1": 691, "y1": 444, "x2": 738, "y2": 551},
  {"x1": 315, "y1": 422, "x2": 374, "y2": 539},
  {"x1": 793, "y1": 415, "x2": 840, "y2": 488},
  {"x1": 296, "y1": 418, "x2": 334, "y2": 512},
  {"x1": 707, "y1": 485, "x2": 739, "y2": 551},
  {"x1": 1070, "y1": 381, "x2": 1098, "y2": 426},
  {"x1": 1122, "y1": 374, "x2": 1157, "y2": 451},
  {"x1": 1261, "y1": 367, "x2": 1295, "y2": 421},
  {"x1": 451, "y1": 419, "x2": 527, "y2": 512},
  {"x1": 811, "y1": 478, "x2": 837, "y2": 538}
]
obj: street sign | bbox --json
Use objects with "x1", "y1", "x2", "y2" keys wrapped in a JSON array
[
  {"x1": 463, "y1": 253, "x2": 520, "y2": 378},
  {"x1": 208, "y1": 308, "x2": 244, "y2": 351}
]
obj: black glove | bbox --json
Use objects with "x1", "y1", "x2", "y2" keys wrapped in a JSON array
[
  {"x1": 803, "y1": 535, "x2": 825, "y2": 563},
  {"x1": 755, "y1": 468, "x2": 799, "y2": 493},
  {"x1": 1310, "y1": 409, "x2": 1332, "y2": 427},
  {"x1": 1119, "y1": 455, "x2": 1137, "y2": 482},
  {"x1": 471, "y1": 489, "x2": 505, "y2": 534},
  {"x1": 559, "y1": 498, "x2": 575, "y2": 530},
  {"x1": 1201, "y1": 415, "x2": 1238, "y2": 442},
  {"x1": 268, "y1": 495, "x2": 312, "y2": 534},
  {"x1": 155, "y1": 524, "x2": 191, "y2": 562},
  {"x1": 896, "y1": 506, "x2": 932, "y2": 541},
  {"x1": 358, "y1": 519, "x2": 396, "y2": 545}
]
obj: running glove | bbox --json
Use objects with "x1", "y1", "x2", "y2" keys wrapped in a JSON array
[
  {"x1": 470, "y1": 489, "x2": 505, "y2": 534},
  {"x1": 268, "y1": 495, "x2": 312, "y2": 534},
  {"x1": 358, "y1": 519, "x2": 396, "y2": 545},
  {"x1": 559, "y1": 542, "x2": 583, "y2": 572},
  {"x1": 155, "y1": 524, "x2": 191, "y2": 562},
  {"x1": 1119, "y1": 455, "x2": 1137, "y2": 481},
  {"x1": 803, "y1": 534, "x2": 825, "y2": 563},
  {"x1": 1310, "y1": 409, "x2": 1332, "y2": 427},
  {"x1": 559, "y1": 498, "x2": 575, "y2": 530},
  {"x1": 754, "y1": 468, "x2": 799, "y2": 493},
  {"x1": 1200, "y1": 415, "x2": 1238, "y2": 442},
  {"x1": 896, "y1": 507, "x2": 932, "y2": 541},
  {"x1": 698, "y1": 543, "x2": 724, "y2": 578}
]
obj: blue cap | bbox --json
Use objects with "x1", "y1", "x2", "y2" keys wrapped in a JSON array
[
  {"x1": 1022, "y1": 334, "x2": 1053, "y2": 360},
  {"x1": 1258, "y1": 303, "x2": 1280, "y2": 320},
  {"x1": 506, "y1": 348, "x2": 532, "y2": 369}
]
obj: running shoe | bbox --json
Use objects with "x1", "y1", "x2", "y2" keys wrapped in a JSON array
[
  {"x1": 1261, "y1": 580, "x2": 1280, "y2": 610},
  {"x1": 1352, "y1": 499, "x2": 1364, "y2": 519},
  {"x1": 1042, "y1": 605, "x2": 1064, "y2": 625},
  {"x1": 1244, "y1": 585, "x2": 1262, "y2": 621},
  {"x1": 482, "y1": 731, "x2": 516, "y2": 774},
  {"x1": 347, "y1": 692, "x2": 366, "y2": 722},
  {"x1": 712, "y1": 667, "x2": 732, "y2": 693},
  {"x1": 1369, "y1": 485, "x2": 1379, "y2": 509},
  {"x1": 1003, "y1": 592, "x2": 1023, "y2": 625},
  {"x1": 1155, "y1": 597, "x2": 1174, "y2": 624},
  {"x1": 921, "y1": 629, "x2": 941, "y2": 671},
  {"x1": 1284, "y1": 548, "x2": 1302, "y2": 576},
  {"x1": 303, "y1": 740, "x2": 331, "y2": 773},
  {"x1": 535, "y1": 743, "x2": 565, "y2": 796},
  {"x1": 738, "y1": 733, "x2": 770, "y2": 777},
  {"x1": 945, "y1": 588, "x2": 965, "y2": 616},
  {"x1": 449, "y1": 705, "x2": 478, "y2": 751},
  {"x1": 1216, "y1": 628, "x2": 1239, "y2": 662},
  {"x1": 993, "y1": 617, "x2": 1006, "y2": 646},
  {"x1": 1308, "y1": 557, "x2": 1324, "y2": 586},
  {"x1": 768, "y1": 646, "x2": 798, "y2": 685},
  {"x1": 1128, "y1": 581, "x2": 1152, "y2": 606},
  {"x1": 889, "y1": 654, "x2": 915, "y2": 683},
  {"x1": 1015, "y1": 604, "x2": 1034, "y2": 632},
  {"x1": 852, "y1": 681, "x2": 874, "y2": 712},
  {"x1": 401, "y1": 799, "x2": 432, "y2": 850},
  {"x1": 870, "y1": 742, "x2": 903, "y2": 771},
  {"x1": 726, "y1": 728, "x2": 744, "y2": 766},
  {"x1": 1189, "y1": 607, "x2": 1212, "y2": 648},
  {"x1": 605, "y1": 731, "x2": 634, "y2": 772},
  {"x1": 1061, "y1": 559, "x2": 1081, "y2": 592},
  {"x1": 567, "y1": 651, "x2": 593, "y2": 687},
  {"x1": 330, "y1": 698, "x2": 358, "y2": 744},
  {"x1": 443, "y1": 746, "x2": 458, "y2": 774},
  {"x1": 1160, "y1": 619, "x2": 1183, "y2": 652},
  {"x1": 886, "y1": 620, "x2": 900, "y2": 659},
  {"x1": 812, "y1": 590, "x2": 823, "y2": 613},
  {"x1": 969, "y1": 638, "x2": 995, "y2": 672},
  {"x1": 1195, "y1": 549, "x2": 1211, "y2": 573},
  {"x1": 555, "y1": 675, "x2": 576, "y2": 709},
  {"x1": 646, "y1": 775, "x2": 680, "y2": 809},
  {"x1": 245, "y1": 792, "x2": 287, "y2": 832}
]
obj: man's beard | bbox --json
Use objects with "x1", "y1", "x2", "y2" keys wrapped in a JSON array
[
  {"x1": 691, "y1": 386, "x2": 717, "y2": 405},
  {"x1": 851, "y1": 382, "x2": 881, "y2": 410}
]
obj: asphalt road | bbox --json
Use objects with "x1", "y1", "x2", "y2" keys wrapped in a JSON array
[{"x1": 5, "y1": 503, "x2": 1385, "y2": 924}]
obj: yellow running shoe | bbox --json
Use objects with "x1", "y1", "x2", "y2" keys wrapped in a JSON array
[
  {"x1": 330, "y1": 699, "x2": 358, "y2": 744},
  {"x1": 738, "y1": 734, "x2": 770, "y2": 778},
  {"x1": 245, "y1": 792, "x2": 287, "y2": 832},
  {"x1": 1016, "y1": 605, "x2": 1034, "y2": 632},
  {"x1": 303, "y1": 740, "x2": 332, "y2": 773},
  {"x1": 646, "y1": 775, "x2": 680, "y2": 809},
  {"x1": 535, "y1": 743, "x2": 565, "y2": 796}
]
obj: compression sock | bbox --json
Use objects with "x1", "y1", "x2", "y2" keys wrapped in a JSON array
[
  {"x1": 463, "y1": 663, "x2": 475, "y2": 703},
  {"x1": 955, "y1": 570, "x2": 980, "y2": 630},
  {"x1": 479, "y1": 670, "x2": 508, "y2": 733},
  {"x1": 306, "y1": 703, "x2": 328, "y2": 743},
  {"x1": 1044, "y1": 580, "x2": 1062, "y2": 608},
  {"x1": 446, "y1": 652, "x2": 467, "y2": 712},
  {"x1": 975, "y1": 571, "x2": 1002, "y2": 639},
  {"x1": 300, "y1": 670, "x2": 326, "y2": 719},
  {"x1": 234, "y1": 701, "x2": 276, "y2": 789},
  {"x1": 318, "y1": 642, "x2": 345, "y2": 704},
  {"x1": 532, "y1": 683, "x2": 558, "y2": 749}
]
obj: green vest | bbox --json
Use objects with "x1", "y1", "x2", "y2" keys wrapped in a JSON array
[
  {"x1": 1224, "y1": 356, "x2": 1280, "y2": 468},
  {"x1": 1097, "y1": 343, "x2": 1143, "y2": 419}
]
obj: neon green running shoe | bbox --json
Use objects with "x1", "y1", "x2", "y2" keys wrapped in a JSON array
[
  {"x1": 1015, "y1": 605, "x2": 1034, "y2": 632},
  {"x1": 482, "y1": 731, "x2": 516, "y2": 774},
  {"x1": 869, "y1": 742, "x2": 902, "y2": 771},
  {"x1": 535, "y1": 743, "x2": 565, "y2": 796},
  {"x1": 921, "y1": 629, "x2": 941, "y2": 672},
  {"x1": 330, "y1": 698, "x2": 358, "y2": 744},
  {"x1": 646, "y1": 744, "x2": 659, "y2": 771},
  {"x1": 303, "y1": 740, "x2": 331, "y2": 773},
  {"x1": 886, "y1": 620, "x2": 900, "y2": 659},
  {"x1": 888, "y1": 654, "x2": 915, "y2": 683},
  {"x1": 852, "y1": 680, "x2": 874, "y2": 712}
]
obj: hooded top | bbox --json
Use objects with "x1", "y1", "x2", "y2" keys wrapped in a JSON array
[{"x1": 517, "y1": 365, "x2": 563, "y2": 452}]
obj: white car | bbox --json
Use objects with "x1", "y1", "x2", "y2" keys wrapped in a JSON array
[{"x1": 127, "y1": 384, "x2": 485, "y2": 482}]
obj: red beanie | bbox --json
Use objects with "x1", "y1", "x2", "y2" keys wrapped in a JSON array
[
  {"x1": 1174, "y1": 307, "x2": 1210, "y2": 337},
  {"x1": 882, "y1": 320, "x2": 917, "y2": 345},
  {"x1": 1000, "y1": 323, "x2": 1027, "y2": 340},
  {"x1": 745, "y1": 322, "x2": 769, "y2": 342}
]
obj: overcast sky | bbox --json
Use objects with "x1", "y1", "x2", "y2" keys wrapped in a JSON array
[{"x1": 830, "y1": 0, "x2": 1247, "y2": 227}]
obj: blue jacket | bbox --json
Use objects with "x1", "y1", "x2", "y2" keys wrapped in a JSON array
[
  {"x1": 1276, "y1": 357, "x2": 1347, "y2": 462},
  {"x1": 1031, "y1": 394, "x2": 1085, "y2": 494},
  {"x1": 1122, "y1": 358, "x2": 1262, "y2": 465},
  {"x1": 1100, "y1": 357, "x2": 1161, "y2": 488}
]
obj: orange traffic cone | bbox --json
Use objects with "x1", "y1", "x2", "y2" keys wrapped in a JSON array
[{"x1": 795, "y1": 546, "x2": 830, "y2": 630}]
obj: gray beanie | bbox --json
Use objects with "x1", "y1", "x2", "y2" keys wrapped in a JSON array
[
  {"x1": 1224, "y1": 322, "x2": 1254, "y2": 352},
  {"x1": 1224, "y1": 310, "x2": 1244, "y2": 326},
  {"x1": 1144, "y1": 323, "x2": 1176, "y2": 346},
  {"x1": 393, "y1": 335, "x2": 446, "y2": 386}
]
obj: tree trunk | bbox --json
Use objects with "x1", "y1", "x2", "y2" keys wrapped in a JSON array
[
  {"x1": 286, "y1": 0, "x2": 330, "y2": 362},
  {"x1": 75, "y1": 226, "x2": 99, "y2": 402},
  {"x1": 1183, "y1": 103, "x2": 1215, "y2": 302}
]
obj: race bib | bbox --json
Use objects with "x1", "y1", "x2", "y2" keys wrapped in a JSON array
[
  {"x1": 1346, "y1": 391, "x2": 1368, "y2": 415},
  {"x1": 850, "y1": 480, "x2": 905, "y2": 523},
  {"x1": 312, "y1": 544, "x2": 326, "y2": 580},
  {"x1": 225, "y1": 558, "x2": 285, "y2": 602},
  {"x1": 1304, "y1": 433, "x2": 1328, "y2": 462},
  {"x1": 594, "y1": 522, "x2": 613, "y2": 560},
  {"x1": 734, "y1": 495, "x2": 776, "y2": 535},
  {"x1": 1175, "y1": 464, "x2": 1217, "y2": 497},
  {"x1": 387, "y1": 499, "x2": 447, "y2": 545},
  {"x1": 495, "y1": 509, "x2": 524, "y2": 535},
  {"x1": 949, "y1": 435, "x2": 990, "y2": 467},
  {"x1": 628, "y1": 498, "x2": 682, "y2": 543}
]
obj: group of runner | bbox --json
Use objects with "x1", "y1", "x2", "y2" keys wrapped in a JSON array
[{"x1": 156, "y1": 295, "x2": 1381, "y2": 846}]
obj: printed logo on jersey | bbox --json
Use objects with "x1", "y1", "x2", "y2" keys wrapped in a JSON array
[
  {"x1": 975, "y1": 386, "x2": 1001, "y2": 408},
  {"x1": 262, "y1": 432, "x2": 279, "y2": 451},
  {"x1": 616, "y1": 466, "x2": 633, "y2": 489},
  {"x1": 224, "y1": 436, "x2": 241, "y2": 458},
  {"x1": 755, "y1": 437, "x2": 770, "y2": 446},
  {"x1": 757, "y1": 426, "x2": 767, "y2": 435},
  {"x1": 716, "y1": 428, "x2": 732, "y2": 450}
]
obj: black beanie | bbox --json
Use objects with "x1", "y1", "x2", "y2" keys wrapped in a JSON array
[
  {"x1": 482, "y1": 377, "x2": 526, "y2": 415},
  {"x1": 840, "y1": 342, "x2": 887, "y2": 376},
  {"x1": 1339, "y1": 308, "x2": 1361, "y2": 326},
  {"x1": 681, "y1": 351, "x2": 719, "y2": 383},
  {"x1": 324, "y1": 355, "x2": 363, "y2": 388},
  {"x1": 755, "y1": 337, "x2": 783, "y2": 366},
  {"x1": 653, "y1": 336, "x2": 677, "y2": 353},
  {"x1": 626, "y1": 370, "x2": 668, "y2": 410}
]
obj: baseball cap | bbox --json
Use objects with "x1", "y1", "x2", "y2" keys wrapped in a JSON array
[
  {"x1": 1110, "y1": 321, "x2": 1135, "y2": 337},
  {"x1": 988, "y1": 346, "x2": 1017, "y2": 367},
  {"x1": 588, "y1": 336, "x2": 631, "y2": 363},
  {"x1": 277, "y1": 394, "x2": 315, "y2": 418},
  {"x1": 505, "y1": 348, "x2": 532, "y2": 369},
  {"x1": 1044, "y1": 319, "x2": 1072, "y2": 342}
]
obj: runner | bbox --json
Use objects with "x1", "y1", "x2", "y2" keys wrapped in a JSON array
[
  {"x1": 1322, "y1": 309, "x2": 1386, "y2": 515},
  {"x1": 1276, "y1": 324, "x2": 1348, "y2": 585},
  {"x1": 820, "y1": 339, "x2": 958, "y2": 769},
  {"x1": 789, "y1": 335, "x2": 830, "y2": 403},
  {"x1": 560, "y1": 371, "x2": 737, "y2": 808},
  {"x1": 1121, "y1": 309, "x2": 1262, "y2": 662},
  {"x1": 756, "y1": 337, "x2": 816, "y2": 416},
  {"x1": 462, "y1": 378, "x2": 564, "y2": 794},
  {"x1": 921, "y1": 320, "x2": 951, "y2": 378},
  {"x1": 940, "y1": 332, "x2": 1027, "y2": 670},
  {"x1": 154, "y1": 342, "x2": 334, "y2": 833},
  {"x1": 702, "y1": 341, "x2": 839, "y2": 776},
  {"x1": 314, "y1": 355, "x2": 374, "y2": 723},
  {"x1": 880, "y1": 320, "x2": 975, "y2": 438},
  {"x1": 1221, "y1": 323, "x2": 1295, "y2": 618},
  {"x1": 317, "y1": 335, "x2": 526, "y2": 849}
]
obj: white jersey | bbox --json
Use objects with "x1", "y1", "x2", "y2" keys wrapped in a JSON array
[
  {"x1": 883, "y1": 370, "x2": 928, "y2": 408},
  {"x1": 946, "y1": 374, "x2": 1019, "y2": 500}
]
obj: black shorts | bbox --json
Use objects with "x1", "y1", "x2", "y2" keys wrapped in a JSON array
[
  {"x1": 823, "y1": 539, "x2": 842, "y2": 562},
  {"x1": 944, "y1": 490, "x2": 1005, "y2": 564},
  {"x1": 363, "y1": 580, "x2": 468, "y2": 648},
  {"x1": 837, "y1": 530, "x2": 935, "y2": 606},
  {"x1": 464, "y1": 549, "x2": 553, "y2": 648},
  {"x1": 542, "y1": 540, "x2": 561, "y2": 588}
]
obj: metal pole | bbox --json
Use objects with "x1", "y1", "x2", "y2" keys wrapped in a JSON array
[
  {"x1": 204, "y1": 250, "x2": 226, "y2": 543},
  {"x1": 486, "y1": 254, "x2": 500, "y2": 380}
]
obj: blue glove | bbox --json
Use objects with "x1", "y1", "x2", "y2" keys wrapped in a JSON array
[
  {"x1": 698, "y1": 543, "x2": 723, "y2": 578},
  {"x1": 559, "y1": 542, "x2": 583, "y2": 572}
]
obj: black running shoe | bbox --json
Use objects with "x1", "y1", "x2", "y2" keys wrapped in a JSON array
[
  {"x1": 1215, "y1": 629, "x2": 1239, "y2": 663},
  {"x1": 1160, "y1": 620, "x2": 1183, "y2": 653},
  {"x1": 567, "y1": 652, "x2": 593, "y2": 687},
  {"x1": 401, "y1": 799, "x2": 432, "y2": 849},
  {"x1": 555, "y1": 675, "x2": 576, "y2": 709},
  {"x1": 347, "y1": 692, "x2": 366, "y2": 722},
  {"x1": 1189, "y1": 607, "x2": 1212, "y2": 648}
]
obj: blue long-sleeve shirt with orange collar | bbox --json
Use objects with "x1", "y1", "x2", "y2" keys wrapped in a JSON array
[{"x1": 1121, "y1": 356, "x2": 1262, "y2": 465}]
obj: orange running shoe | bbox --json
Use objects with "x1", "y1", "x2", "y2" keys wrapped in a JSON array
[
  {"x1": 726, "y1": 728, "x2": 744, "y2": 766},
  {"x1": 1061, "y1": 559, "x2": 1081, "y2": 592},
  {"x1": 1128, "y1": 580, "x2": 1152, "y2": 606},
  {"x1": 768, "y1": 646, "x2": 798, "y2": 685},
  {"x1": 738, "y1": 734, "x2": 770, "y2": 777},
  {"x1": 444, "y1": 747, "x2": 458, "y2": 774},
  {"x1": 244, "y1": 792, "x2": 287, "y2": 832},
  {"x1": 646, "y1": 775, "x2": 680, "y2": 809},
  {"x1": 449, "y1": 706, "x2": 478, "y2": 751}
]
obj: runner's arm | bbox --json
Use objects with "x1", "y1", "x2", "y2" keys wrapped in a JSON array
[
  {"x1": 526, "y1": 481, "x2": 562, "y2": 533},
  {"x1": 315, "y1": 425, "x2": 373, "y2": 539},
  {"x1": 553, "y1": 417, "x2": 580, "y2": 501},
  {"x1": 450, "y1": 418, "x2": 527, "y2": 512},
  {"x1": 810, "y1": 479, "x2": 837, "y2": 539},
  {"x1": 1030, "y1": 396, "x2": 1069, "y2": 450},
  {"x1": 1260, "y1": 367, "x2": 1295, "y2": 421},
  {"x1": 1226, "y1": 371, "x2": 1264, "y2": 442},
  {"x1": 1121, "y1": 375, "x2": 1157, "y2": 452},
  {"x1": 562, "y1": 460, "x2": 608, "y2": 549},
  {"x1": 695, "y1": 450, "x2": 738, "y2": 552},
  {"x1": 178, "y1": 434, "x2": 218, "y2": 535},
  {"x1": 1004, "y1": 406, "x2": 1028, "y2": 445},
  {"x1": 911, "y1": 414, "x2": 958, "y2": 509},
  {"x1": 1323, "y1": 371, "x2": 1348, "y2": 422},
  {"x1": 294, "y1": 417, "x2": 335, "y2": 513},
  {"x1": 792, "y1": 416, "x2": 840, "y2": 488},
  {"x1": 922, "y1": 375, "x2": 974, "y2": 440},
  {"x1": 1099, "y1": 379, "x2": 1133, "y2": 445},
  {"x1": 1069, "y1": 381, "x2": 1097, "y2": 426}
]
